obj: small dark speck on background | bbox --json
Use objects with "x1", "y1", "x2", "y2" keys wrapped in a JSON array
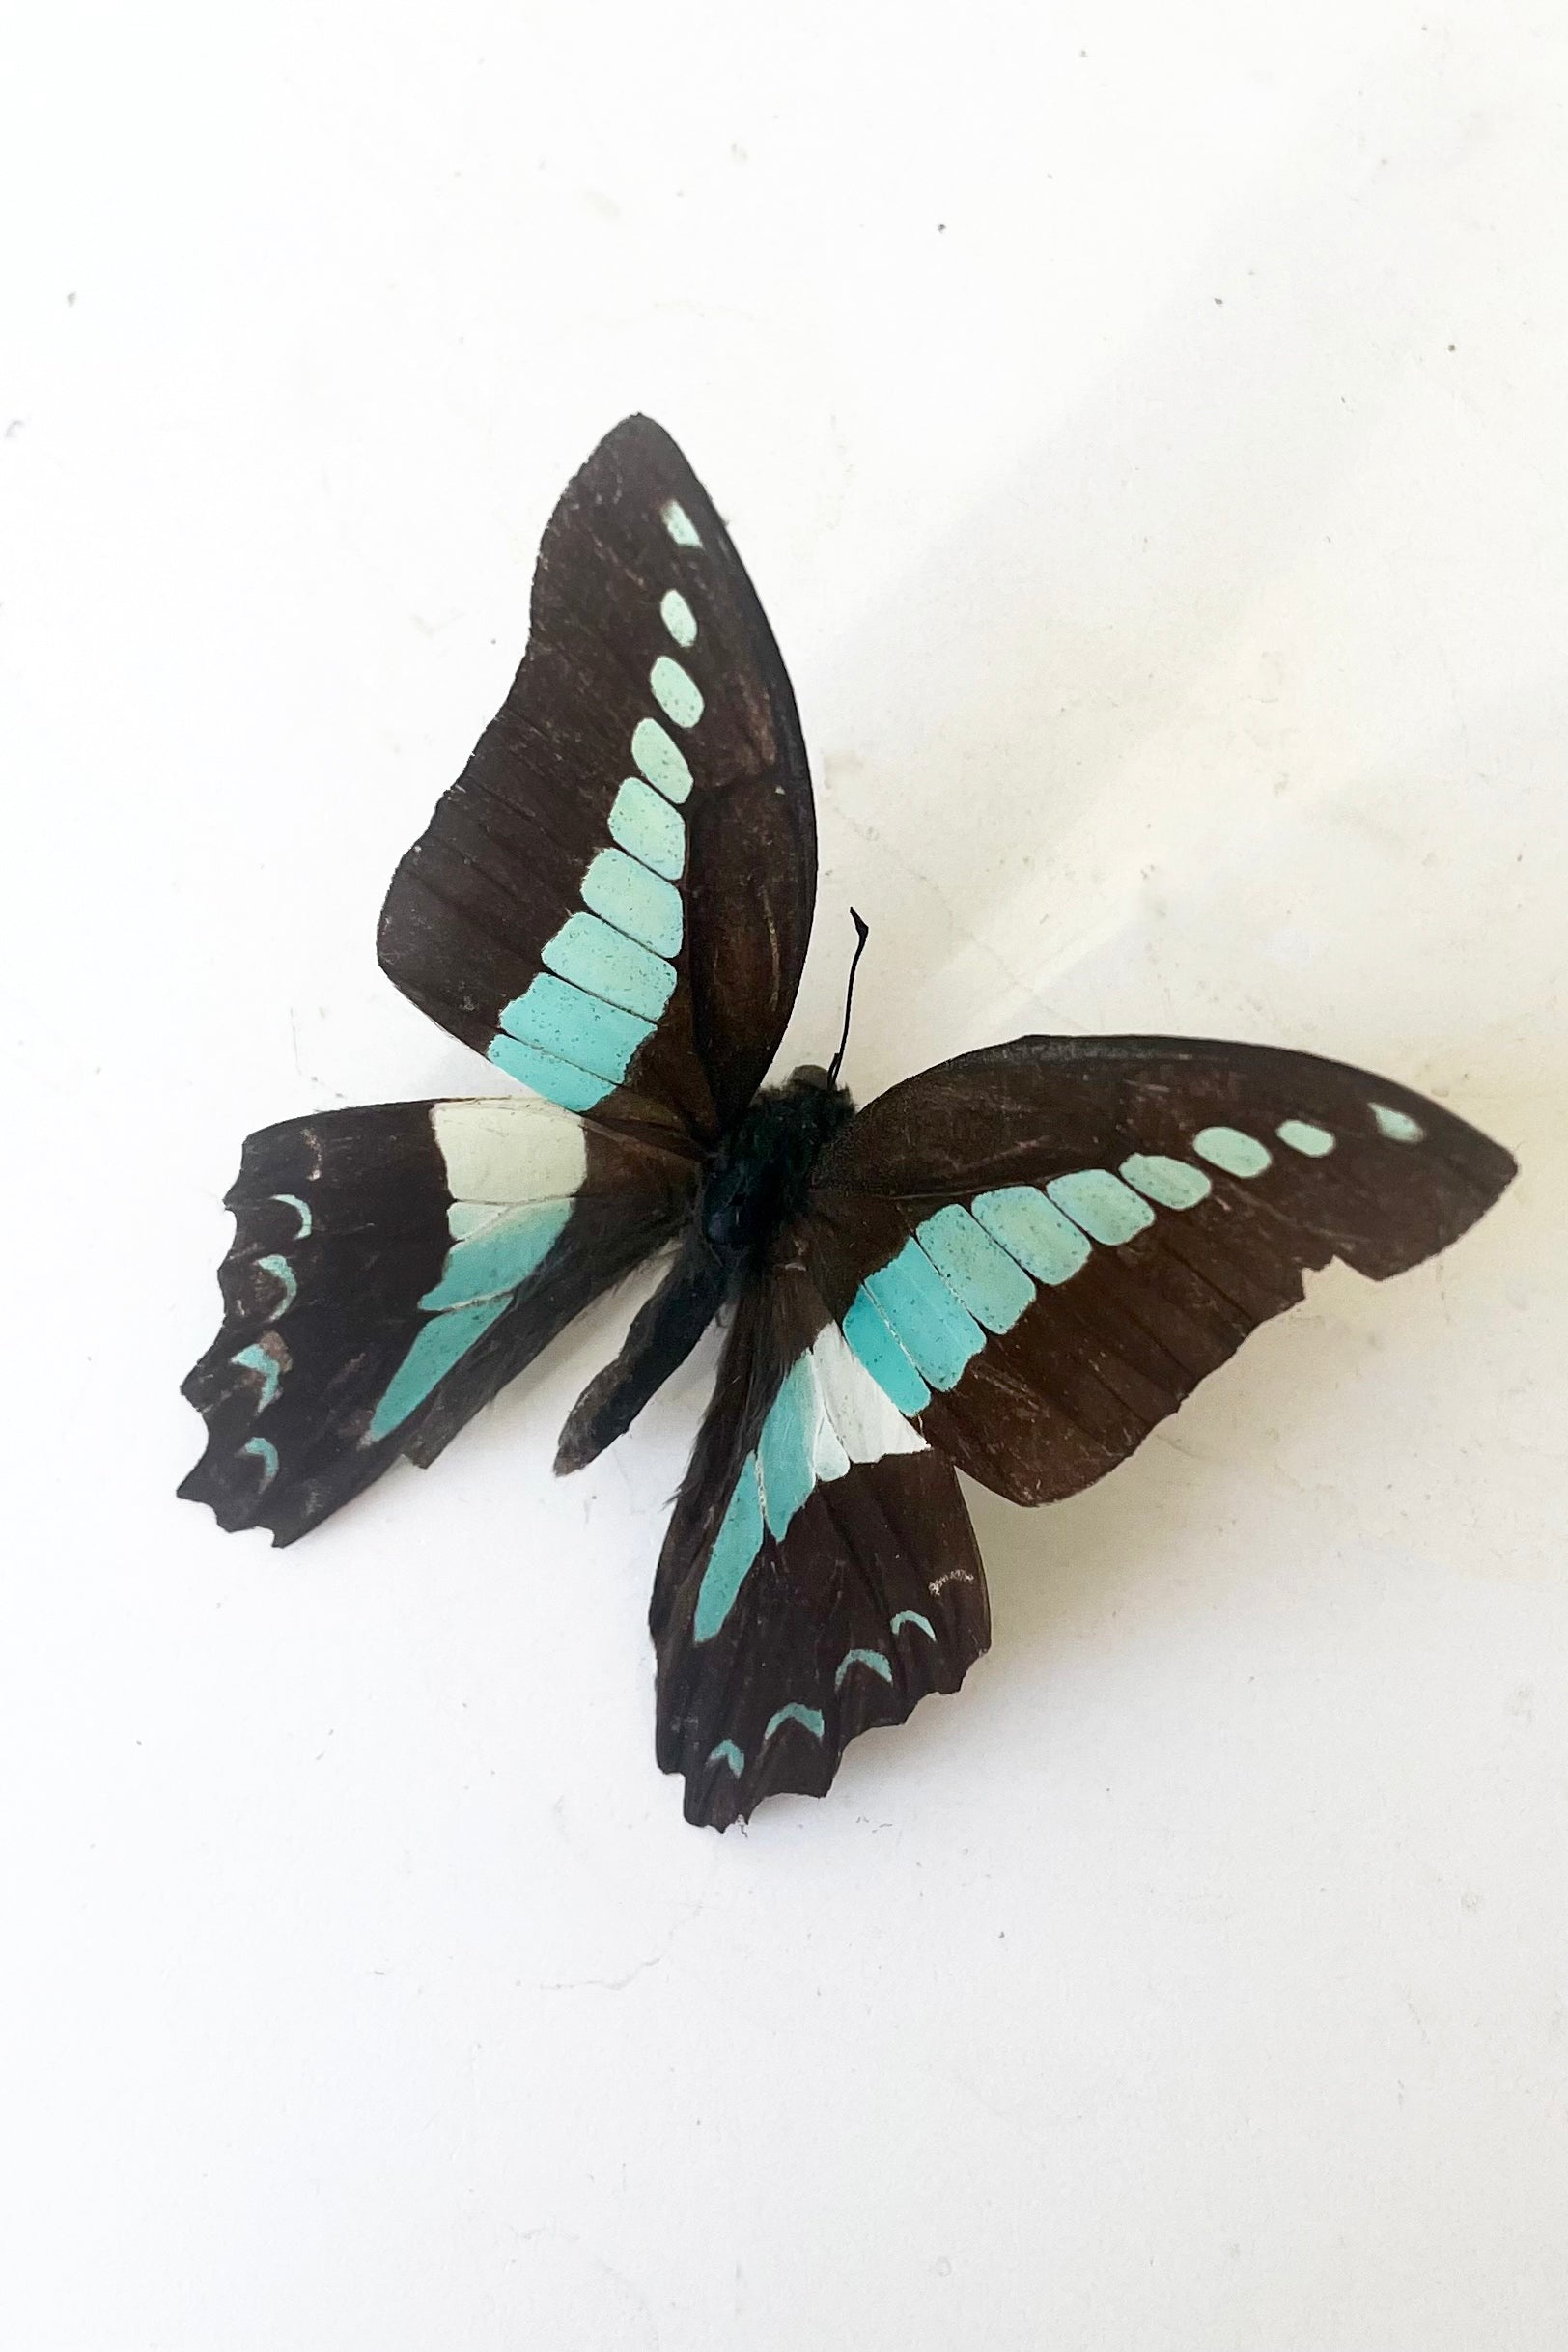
[{"x1": 66, "y1": 290, "x2": 76, "y2": 306}]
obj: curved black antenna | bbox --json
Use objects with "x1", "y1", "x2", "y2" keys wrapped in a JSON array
[{"x1": 826, "y1": 908, "x2": 872, "y2": 1086}]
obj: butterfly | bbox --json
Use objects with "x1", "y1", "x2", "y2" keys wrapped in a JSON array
[{"x1": 181, "y1": 414, "x2": 1517, "y2": 1829}]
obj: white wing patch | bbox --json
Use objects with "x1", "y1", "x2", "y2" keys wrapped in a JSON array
[{"x1": 432, "y1": 1096, "x2": 587, "y2": 1207}]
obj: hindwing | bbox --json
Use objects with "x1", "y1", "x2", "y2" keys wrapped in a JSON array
[{"x1": 181, "y1": 1096, "x2": 691, "y2": 1544}]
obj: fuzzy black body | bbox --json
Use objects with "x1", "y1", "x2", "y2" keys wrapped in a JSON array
[
  {"x1": 698, "y1": 1068, "x2": 856, "y2": 1269},
  {"x1": 554, "y1": 1070, "x2": 854, "y2": 1473}
]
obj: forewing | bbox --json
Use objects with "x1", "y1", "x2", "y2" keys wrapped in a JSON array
[
  {"x1": 378, "y1": 414, "x2": 816, "y2": 1149},
  {"x1": 651, "y1": 1258, "x2": 989, "y2": 1830},
  {"x1": 181, "y1": 1096, "x2": 692, "y2": 1544},
  {"x1": 797, "y1": 1035, "x2": 1516, "y2": 1506}
]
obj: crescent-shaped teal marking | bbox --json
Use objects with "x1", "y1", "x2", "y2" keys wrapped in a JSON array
[
  {"x1": 834, "y1": 1648, "x2": 894, "y2": 1689},
  {"x1": 707, "y1": 1741, "x2": 744, "y2": 1776},
  {"x1": 763, "y1": 1702, "x2": 826, "y2": 1745},
  {"x1": 255, "y1": 1254, "x2": 297, "y2": 1315},
  {"x1": 891, "y1": 1610, "x2": 937, "y2": 1641},
  {"x1": 241, "y1": 1436, "x2": 279, "y2": 1489},
  {"x1": 231, "y1": 1343, "x2": 282, "y2": 1411},
  {"x1": 270, "y1": 1192, "x2": 313, "y2": 1238}
]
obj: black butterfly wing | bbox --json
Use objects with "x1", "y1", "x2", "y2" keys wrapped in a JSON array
[
  {"x1": 377, "y1": 413, "x2": 816, "y2": 1151},
  {"x1": 651, "y1": 1253, "x2": 990, "y2": 1829},
  {"x1": 797, "y1": 1035, "x2": 1515, "y2": 1507},
  {"x1": 180, "y1": 1095, "x2": 692, "y2": 1544},
  {"x1": 184, "y1": 414, "x2": 819, "y2": 1543}
]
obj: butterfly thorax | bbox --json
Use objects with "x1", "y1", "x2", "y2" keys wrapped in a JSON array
[
  {"x1": 699, "y1": 1068, "x2": 855, "y2": 1274},
  {"x1": 552, "y1": 1069, "x2": 854, "y2": 1477}
]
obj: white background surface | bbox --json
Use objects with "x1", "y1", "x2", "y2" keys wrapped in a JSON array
[{"x1": 4, "y1": 5, "x2": 1566, "y2": 2346}]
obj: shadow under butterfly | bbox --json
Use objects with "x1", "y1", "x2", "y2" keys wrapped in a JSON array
[{"x1": 180, "y1": 415, "x2": 1517, "y2": 1830}]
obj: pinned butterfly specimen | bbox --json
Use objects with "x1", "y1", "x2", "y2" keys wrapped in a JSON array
[{"x1": 181, "y1": 415, "x2": 1516, "y2": 1829}]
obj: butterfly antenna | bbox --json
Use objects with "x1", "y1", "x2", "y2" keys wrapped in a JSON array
[{"x1": 827, "y1": 909, "x2": 871, "y2": 1087}]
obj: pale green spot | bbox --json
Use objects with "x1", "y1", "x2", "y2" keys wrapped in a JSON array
[
  {"x1": 270, "y1": 1192, "x2": 312, "y2": 1237},
  {"x1": 630, "y1": 716, "x2": 693, "y2": 803},
  {"x1": 758, "y1": 1359, "x2": 816, "y2": 1539},
  {"x1": 970, "y1": 1187, "x2": 1090, "y2": 1285},
  {"x1": 650, "y1": 655, "x2": 703, "y2": 730},
  {"x1": 763, "y1": 1702, "x2": 826, "y2": 1745},
  {"x1": 543, "y1": 911, "x2": 676, "y2": 1021},
  {"x1": 448, "y1": 1202, "x2": 504, "y2": 1241},
  {"x1": 231, "y1": 1343, "x2": 282, "y2": 1411},
  {"x1": 693, "y1": 1460, "x2": 764, "y2": 1641},
  {"x1": 420, "y1": 1199, "x2": 572, "y2": 1310},
  {"x1": 661, "y1": 498, "x2": 701, "y2": 546},
  {"x1": 834, "y1": 1648, "x2": 894, "y2": 1689},
  {"x1": 1047, "y1": 1168, "x2": 1156, "y2": 1246},
  {"x1": 241, "y1": 1435, "x2": 278, "y2": 1488},
  {"x1": 581, "y1": 847, "x2": 684, "y2": 957},
  {"x1": 498, "y1": 973, "x2": 653, "y2": 1085},
  {"x1": 1371, "y1": 1103, "x2": 1424, "y2": 1144},
  {"x1": 865, "y1": 1240, "x2": 986, "y2": 1391},
  {"x1": 659, "y1": 589, "x2": 697, "y2": 647},
  {"x1": 367, "y1": 1297, "x2": 511, "y2": 1442},
  {"x1": 1120, "y1": 1154, "x2": 1212, "y2": 1210},
  {"x1": 841, "y1": 1290, "x2": 932, "y2": 1416},
  {"x1": 708, "y1": 1740, "x2": 744, "y2": 1776},
  {"x1": 607, "y1": 776, "x2": 685, "y2": 880},
  {"x1": 1193, "y1": 1125, "x2": 1273, "y2": 1179},
  {"x1": 256, "y1": 1254, "x2": 297, "y2": 1315},
  {"x1": 916, "y1": 1204, "x2": 1036, "y2": 1332},
  {"x1": 487, "y1": 1031, "x2": 612, "y2": 1112},
  {"x1": 1276, "y1": 1118, "x2": 1335, "y2": 1158},
  {"x1": 891, "y1": 1610, "x2": 937, "y2": 1641}
]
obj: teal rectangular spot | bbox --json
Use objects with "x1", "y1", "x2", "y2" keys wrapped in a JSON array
[
  {"x1": 650, "y1": 653, "x2": 704, "y2": 728},
  {"x1": 487, "y1": 1031, "x2": 612, "y2": 1112},
  {"x1": 1193, "y1": 1124, "x2": 1273, "y2": 1177},
  {"x1": 581, "y1": 847, "x2": 684, "y2": 958},
  {"x1": 971, "y1": 1187, "x2": 1091, "y2": 1284},
  {"x1": 758, "y1": 1359, "x2": 815, "y2": 1539},
  {"x1": 541, "y1": 913, "x2": 676, "y2": 1022},
  {"x1": 1047, "y1": 1168, "x2": 1156, "y2": 1246},
  {"x1": 1119, "y1": 1153, "x2": 1211, "y2": 1210},
  {"x1": 498, "y1": 974, "x2": 653, "y2": 1085},
  {"x1": 630, "y1": 715, "x2": 693, "y2": 802},
  {"x1": 367, "y1": 1296, "x2": 511, "y2": 1442},
  {"x1": 607, "y1": 776, "x2": 685, "y2": 880},
  {"x1": 694, "y1": 1459, "x2": 764, "y2": 1641},
  {"x1": 916, "y1": 1204, "x2": 1036, "y2": 1333},
  {"x1": 420, "y1": 1199, "x2": 573, "y2": 1310},
  {"x1": 864, "y1": 1240, "x2": 985, "y2": 1391},
  {"x1": 842, "y1": 1290, "x2": 932, "y2": 1416}
]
